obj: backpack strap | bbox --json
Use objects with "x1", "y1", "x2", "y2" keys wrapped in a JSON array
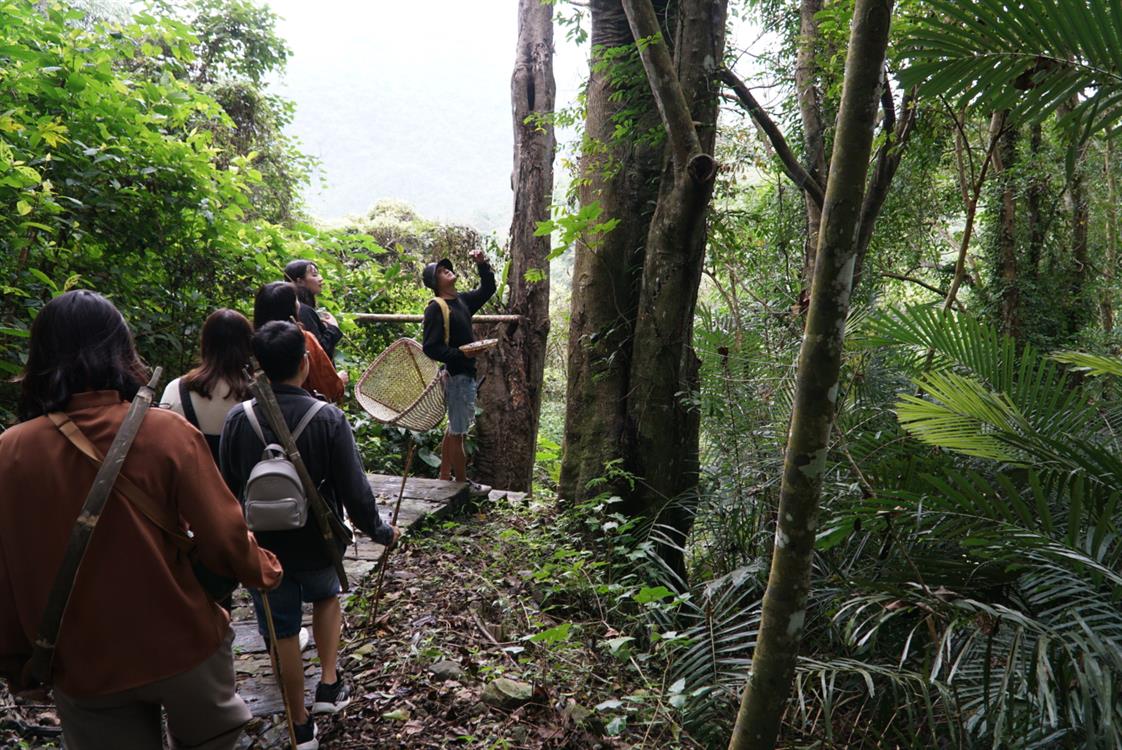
[
  {"x1": 292, "y1": 400, "x2": 329, "y2": 441},
  {"x1": 27, "y1": 368, "x2": 162, "y2": 686},
  {"x1": 430, "y1": 297, "x2": 451, "y2": 346},
  {"x1": 178, "y1": 379, "x2": 201, "y2": 430},
  {"x1": 242, "y1": 398, "x2": 327, "y2": 445}
]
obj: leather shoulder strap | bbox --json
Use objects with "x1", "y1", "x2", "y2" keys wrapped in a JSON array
[
  {"x1": 28, "y1": 369, "x2": 162, "y2": 685},
  {"x1": 430, "y1": 297, "x2": 451, "y2": 346},
  {"x1": 48, "y1": 413, "x2": 189, "y2": 551}
]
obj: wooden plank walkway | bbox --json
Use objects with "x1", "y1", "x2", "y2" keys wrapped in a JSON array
[{"x1": 233, "y1": 474, "x2": 525, "y2": 718}]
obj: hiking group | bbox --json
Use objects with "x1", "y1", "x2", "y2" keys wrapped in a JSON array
[{"x1": 0, "y1": 252, "x2": 497, "y2": 749}]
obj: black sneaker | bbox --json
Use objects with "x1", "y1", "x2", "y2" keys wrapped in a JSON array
[
  {"x1": 294, "y1": 714, "x2": 318, "y2": 750},
  {"x1": 312, "y1": 676, "x2": 351, "y2": 714}
]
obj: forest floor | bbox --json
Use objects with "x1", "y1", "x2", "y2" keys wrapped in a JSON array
[
  {"x1": 2, "y1": 493, "x2": 699, "y2": 750},
  {"x1": 250, "y1": 493, "x2": 699, "y2": 749}
]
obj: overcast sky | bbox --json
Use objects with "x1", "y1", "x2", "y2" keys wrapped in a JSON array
[
  {"x1": 263, "y1": 2, "x2": 767, "y2": 232},
  {"x1": 264, "y1": 1, "x2": 587, "y2": 232}
]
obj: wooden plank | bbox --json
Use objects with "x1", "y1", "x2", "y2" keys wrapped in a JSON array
[{"x1": 367, "y1": 474, "x2": 469, "y2": 504}]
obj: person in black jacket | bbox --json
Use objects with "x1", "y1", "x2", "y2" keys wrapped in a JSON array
[
  {"x1": 219, "y1": 321, "x2": 399, "y2": 749},
  {"x1": 284, "y1": 259, "x2": 343, "y2": 361},
  {"x1": 421, "y1": 249, "x2": 495, "y2": 495}
]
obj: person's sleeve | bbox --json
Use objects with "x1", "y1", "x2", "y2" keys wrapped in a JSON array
[
  {"x1": 460, "y1": 262, "x2": 497, "y2": 313},
  {"x1": 422, "y1": 301, "x2": 469, "y2": 366},
  {"x1": 0, "y1": 534, "x2": 31, "y2": 691},
  {"x1": 160, "y1": 379, "x2": 184, "y2": 416},
  {"x1": 176, "y1": 426, "x2": 282, "y2": 590},
  {"x1": 328, "y1": 411, "x2": 394, "y2": 545},
  {"x1": 302, "y1": 332, "x2": 345, "y2": 403}
]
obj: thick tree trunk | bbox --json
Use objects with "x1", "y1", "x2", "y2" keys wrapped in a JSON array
[
  {"x1": 726, "y1": 1, "x2": 893, "y2": 747},
  {"x1": 1104, "y1": 137, "x2": 1117, "y2": 334},
  {"x1": 994, "y1": 121, "x2": 1019, "y2": 339},
  {"x1": 474, "y1": 0, "x2": 556, "y2": 492},
  {"x1": 559, "y1": 0, "x2": 665, "y2": 501},
  {"x1": 796, "y1": 0, "x2": 827, "y2": 302},
  {"x1": 620, "y1": 0, "x2": 727, "y2": 581}
]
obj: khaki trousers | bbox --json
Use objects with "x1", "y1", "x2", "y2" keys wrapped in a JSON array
[{"x1": 54, "y1": 629, "x2": 250, "y2": 750}]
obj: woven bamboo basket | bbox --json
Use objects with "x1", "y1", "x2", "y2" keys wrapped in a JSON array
[{"x1": 355, "y1": 338, "x2": 445, "y2": 431}]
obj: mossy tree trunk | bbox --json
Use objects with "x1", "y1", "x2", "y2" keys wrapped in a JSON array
[
  {"x1": 560, "y1": 0, "x2": 665, "y2": 501},
  {"x1": 619, "y1": 0, "x2": 727, "y2": 580},
  {"x1": 726, "y1": 0, "x2": 893, "y2": 746},
  {"x1": 475, "y1": 0, "x2": 556, "y2": 492}
]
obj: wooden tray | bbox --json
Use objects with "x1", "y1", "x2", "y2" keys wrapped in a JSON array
[{"x1": 459, "y1": 338, "x2": 499, "y2": 354}]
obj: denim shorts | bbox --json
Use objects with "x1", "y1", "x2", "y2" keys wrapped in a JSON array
[
  {"x1": 445, "y1": 373, "x2": 477, "y2": 435},
  {"x1": 249, "y1": 566, "x2": 340, "y2": 639}
]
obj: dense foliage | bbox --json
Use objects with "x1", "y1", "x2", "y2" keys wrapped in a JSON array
[{"x1": 5, "y1": 0, "x2": 1122, "y2": 748}]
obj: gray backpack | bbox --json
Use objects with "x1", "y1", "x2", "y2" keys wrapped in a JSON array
[{"x1": 241, "y1": 398, "x2": 328, "y2": 532}]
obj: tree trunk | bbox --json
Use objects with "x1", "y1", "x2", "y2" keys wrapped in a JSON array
[
  {"x1": 994, "y1": 120, "x2": 1019, "y2": 339},
  {"x1": 1104, "y1": 136, "x2": 1117, "y2": 335},
  {"x1": 1068, "y1": 142, "x2": 1090, "y2": 336},
  {"x1": 474, "y1": 0, "x2": 556, "y2": 492},
  {"x1": 796, "y1": 0, "x2": 827, "y2": 304},
  {"x1": 1026, "y1": 122, "x2": 1045, "y2": 279},
  {"x1": 620, "y1": 0, "x2": 727, "y2": 582},
  {"x1": 559, "y1": 0, "x2": 664, "y2": 501},
  {"x1": 726, "y1": 1, "x2": 893, "y2": 747}
]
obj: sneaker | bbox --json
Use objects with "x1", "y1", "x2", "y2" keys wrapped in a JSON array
[
  {"x1": 298, "y1": 626, "x2": 310, "y2": 652},
  {"x1": 467, "y1": 480, "x2": 492, "y2": 498},
  {"x1": 312, "y1": 676, "x2": 351, "y2": 714},
  {"x1": 294, "y1": 714, "x2": 318, "y2": 750}
]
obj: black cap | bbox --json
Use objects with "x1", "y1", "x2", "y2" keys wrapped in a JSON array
[{"x1": 422, "y1": 258, "x2": 454, "y2": 290}]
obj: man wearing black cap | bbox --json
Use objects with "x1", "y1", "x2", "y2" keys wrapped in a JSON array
[{"x1": 421, "y1": 248, "x2": 496, "y2": 494}]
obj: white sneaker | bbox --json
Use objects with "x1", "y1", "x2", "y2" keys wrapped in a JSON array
[{"x1": 299, "y1": 626, "x2": 310, "y2": 652}]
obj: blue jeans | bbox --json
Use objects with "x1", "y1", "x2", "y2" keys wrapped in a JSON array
[
  {"x1": 249, "y1": 566, "x2": 340, "y2": 639},
  {"x1": 445, "y1": 373, "x2": 477, "y2": 435}
]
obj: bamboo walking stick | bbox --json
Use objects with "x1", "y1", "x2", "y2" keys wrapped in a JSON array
[
  {"x1": 260, "y1": 592, "x2": 298, "y2": 750},
  {"x1": 366, "y1": 435, "x2": 414, "y2": 628}
]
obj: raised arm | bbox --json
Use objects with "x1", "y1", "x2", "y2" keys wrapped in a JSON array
[{"x1": 459, "y1": 261, "x2": 496, "y2": 314}]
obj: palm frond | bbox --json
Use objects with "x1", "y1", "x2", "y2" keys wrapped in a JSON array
[
  {"x1": 1052, "y1": 351, "x2": 1122, "y2": 378},
  {"x1": 899, "y1": 0, "x2": 1122, "y2": 142}
]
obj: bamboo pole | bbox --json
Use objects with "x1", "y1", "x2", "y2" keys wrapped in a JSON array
[
  {"x1": 260, "y1": 593, "x2": 298, "y2": 750},
  {"x1": 365, "y1": 438, "x2": 415, "y2": 628},
  {"x1": 352, "y1": 313, "x2": 523, "y2": 324}
]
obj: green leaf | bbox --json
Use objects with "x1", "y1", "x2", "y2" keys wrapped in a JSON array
[
  {"x1": 526, "y1": 622, "x2": 572, "y2": 644},
  {"x1": 633, "y1": 585, "x2": 674, "y2": 604}
]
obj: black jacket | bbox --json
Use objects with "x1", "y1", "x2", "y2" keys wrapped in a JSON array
[
  {"x1": 219, "y1": 384, "x2": 393, "y2": 571},
  {"x1": 298, "y1": 303, "x2": 343, "y2": 361},
  {"x1": 421, "y1": 262, "x2": 496, "y2": 378}
]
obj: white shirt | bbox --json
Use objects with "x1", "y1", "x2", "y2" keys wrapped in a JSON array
[{"x1": 160, "y1": 376, "x2": 243, "y2": 435}]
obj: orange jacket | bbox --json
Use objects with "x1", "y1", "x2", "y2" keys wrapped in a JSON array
[{"x1": 302, "y1": 329, "x2": 345, "y2": 403}]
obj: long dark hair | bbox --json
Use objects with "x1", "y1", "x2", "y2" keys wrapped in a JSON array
[
  {"x1": 18, "y1": 290, "x2": 148, "y2": 420},
  {"x1": 253, "y1": 282, "x2": 299, "y2": 329},
  {"x1": 182, "y1": 309, "x2": 253, "y2": 401},
  {"x1": 284, "y1": 259, "x2": 317, "y2": 307}
]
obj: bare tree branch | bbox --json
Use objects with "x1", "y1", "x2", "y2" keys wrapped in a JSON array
[
  {"x1": 851, "y1": 73, "x2": 918, "y2": 291},
  {"x1": 719, "y1": 67, "x2": 825, "y2": 209}
]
